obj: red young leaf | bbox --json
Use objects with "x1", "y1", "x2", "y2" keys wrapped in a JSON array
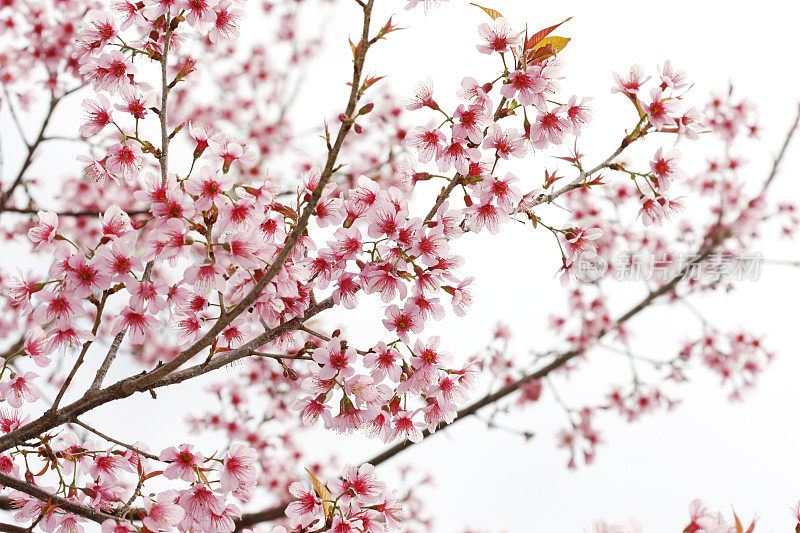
[
  {"x1": 524, "y1": 17, "x2": 572, "y2": 51},
  {"x1": 378, "y1": 16, "x2": 404, "y2": 39},
  {"x1": 361, "y1": 75, "x2": 386, "y2": 92},
  {"x1": 544, "y1": 169, "x2": 563, "y2": 188},
  {"x1": 585, "y1": 175, "x2": 606, "y2": 187}
]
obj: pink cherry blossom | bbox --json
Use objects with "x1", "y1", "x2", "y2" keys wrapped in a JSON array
[
  {"x1": 142, "y1": 491, "x2": 186, "y2": 531},
  {"x1": 482, "y1": 124, "x2": 527, "y2": 159},
  {"x1": 28, "y1": 211, "x2": 59, "y2": 250},
  {"x1": 477, "y1": 17, "x2": 520, "y2": 55},
  {"x1": 612, "y1": 64, "x2": 650, "y2": 95},
  {"x1": 0, "y1": 373, "x2": 40, "y2": 408},
  {"x1": 80, "y1": 95, "x2": 113, "y2": 137},
  {"x1": 111, "y1": 304, "x2": 159, "y2": 344}
]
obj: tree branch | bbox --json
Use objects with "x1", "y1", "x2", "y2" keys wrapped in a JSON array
[
  {"x1": 0, "y1": 94, "x2": 61, "y2": 217},
  {"x1": 0, "y1": 472, "x2": 117, "y2": 524}
]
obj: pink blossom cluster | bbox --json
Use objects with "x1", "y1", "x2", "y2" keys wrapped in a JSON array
[
  {"x1": 281, "y1": 464, "x2": 403, "y2": 532},
  {"x1": 4, "y1": 435, "x2": 257, "y2": 533},
  {"x1": 0, "y1": 0, "x2": 87, "y2": 96},
  {"x1": 294, "y1": 334, "x2": 475, "y2": 442},
  {"x1": 74, "y1": 0, "x2": 248, "y2": 186}
]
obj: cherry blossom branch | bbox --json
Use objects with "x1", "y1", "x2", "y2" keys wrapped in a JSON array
[
  {"x1": 424, "y1": 174, "x2": 461, "y2": 223},
  {"x1": 107, "y1": 0, "x2": 376, "y2": 390},
  {"x1": 3, "y1": 5, "x2": 795, "y2": 531},
  {"x1": 0, "y1": 472, "x2": 117, "y2": 524},
  {"x1": 361, "y1": 100, "x2": 800, "y2": 468},
  {"x1": 86, "y1": 18, "x2": 178, "y2": 393},
  {"x1": 0, "y1": 301, "x2": 335, "y2": 527},
  {"x1": 0, "y1": 296, "x2": 333, "y2": 454},
  {"x1": 0, "y1": 1, "x2": 378, "y2": 461},
  {"x1": 234, "y1": 102, "x2": 800, "y2": 531},
  {"x1": 146, "y1": 297, "x2": 334, "y2": 390},
  {"x1": 234, "y1": 243, "x2": 724, "y2": 530},
  {"x1": 84, "y1": 23, "x2": 174, "y2": 393},
  {"x1": 423, "y1": 94, "x2": 513, "y2": 223},
  {"x1": 537, "y1": 142, "x2": 627, "y2": 205}
]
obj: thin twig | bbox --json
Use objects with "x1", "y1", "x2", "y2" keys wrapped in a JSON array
[
  {"x1": 72, "y1": 419, "x2": 161, "y2": 461},
  {"x1": 0, "y1": 93, "x2": 61, "y2": 217},
  {"x1": 250, "y1": 352, "x2": 313, "y2": 361}
]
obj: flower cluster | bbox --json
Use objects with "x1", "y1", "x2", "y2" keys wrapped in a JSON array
[
  {"x1": 282, "y1": 464, "x2": 402, "y2": 532},
  {"x1": 5, "y1": 434, "x2": 256, "y2": 533}
]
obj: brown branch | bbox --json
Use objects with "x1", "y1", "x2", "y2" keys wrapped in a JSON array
[
  {"x1": 423, "y1": 174, "x2": 461, "y2": 223},
  {"x1": 0, "y1": 94, "x2": 61, "y2": 217},
  {"x1": 0, "y1": 1, "x2": 380, "y2": 509},
  {"x1": 760, "y1": 102, "x2": 800, "y2": 192},
  {"x1": 0, "y1": 473, "x2": 116, "y2": 524},
  {"x1": 1, "y1": 208, "x2": 149, "y2": 217},
  {"x1": 0, "y1": 522, "x2": 29, "y2": 533},
  {"x1": 250, "y1": 352, "x2": 313, "y2": 361},
  {"x1": 0, "y1": 338, "x2": 24, "y2": 361},
  {"x1": 158, "y1": 23, "x2": 173, "y2": 186},
  {"x1": 524, "y1": 136, "x2": 631, "y2": 212},
  {"x1": 88, "y1": 330, "x2": 125, "y2": 392},
  {"x1": 147, "y1": 297, "x2": 333, "y2": 390},
  {"x1": 0, "y1": 300, "x2": 333, "y2": 527},
  {"x1": 0, "y1": 296, "x2": 332, "y2": 453},
  {"x1": 1, "y1": 86, "x2": 30, "y2": 148},
  {"x1": 236, "y1": 505, "x2": 286, "y2": 530},
  {"x1": 83, "y1": 20, "x2": 176, "y2": 394}
]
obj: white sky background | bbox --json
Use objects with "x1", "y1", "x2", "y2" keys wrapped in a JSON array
[{"x1": 3, "y1": 0, "x2": 800, "y2": 531}]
